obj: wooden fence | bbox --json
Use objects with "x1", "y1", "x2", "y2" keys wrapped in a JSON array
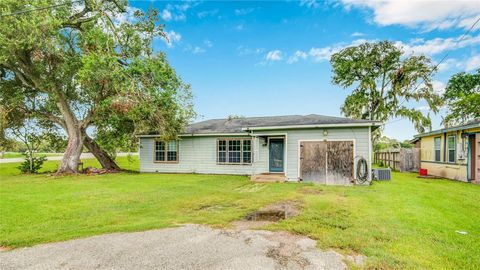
[{"x1": 374, "y1": 148, "x2": 420, "y2": 172}]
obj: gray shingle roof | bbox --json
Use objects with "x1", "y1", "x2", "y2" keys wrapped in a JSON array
[{"x1": 182, "y1": 114, "x2": 380, "y2": 134}]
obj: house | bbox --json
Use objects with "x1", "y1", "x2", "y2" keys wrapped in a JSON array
[
  {"x1": 413, "y1": 119, "x2": 480, "y2": 183},
  {"x1": 138, "y1": 114, "x2": 381, "y2": 185}
]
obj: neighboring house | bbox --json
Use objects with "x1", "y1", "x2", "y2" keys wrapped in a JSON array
[
  {"x1": 138, "y1": 114, "x2": 381, "y2": 185},
  {"x1": 414, "y1": 119, "x2": 480, "y2": 183}
]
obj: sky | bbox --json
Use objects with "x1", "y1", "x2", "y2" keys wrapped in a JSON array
[{"x1": 128, "y1": 0, "x2": 480, "y2": 141}]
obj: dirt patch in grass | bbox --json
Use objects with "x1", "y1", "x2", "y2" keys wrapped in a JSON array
[{"x1": 232, "y1": 200, "x2": 301, "y2": 230}]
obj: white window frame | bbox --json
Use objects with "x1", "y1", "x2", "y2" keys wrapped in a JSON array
[
  {"x1": 154, "y1": 140, "x2": 179, "y2": 163},
  {"x1": 217, "y1": 138, "x2": 252, "y2": 165},
  {"x1": 434, "y1": 137, "x2": 441, "y2": 162},
  {"x1": 447, "y1": 135, "x2": 456, "y2": 163}
]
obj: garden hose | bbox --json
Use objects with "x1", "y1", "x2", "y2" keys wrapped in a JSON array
[{"x1": 356, "y1": 157, "x2": 369, "y2": 184}]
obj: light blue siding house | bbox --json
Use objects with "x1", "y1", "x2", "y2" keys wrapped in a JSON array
[{"x1": 138, "y1": 115, "x2": 381, "y2": 185}]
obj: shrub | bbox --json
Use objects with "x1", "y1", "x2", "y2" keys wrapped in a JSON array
[{"x1": 18, "y1": 156, "x2": 47, "y2": 173}]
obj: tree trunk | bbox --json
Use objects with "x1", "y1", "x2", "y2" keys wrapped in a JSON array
[
  {"x1": 58, "y1": 129, "x2": 84, "y2": 173},
  {"x1": 83, "y1": 135, "x2": 121, "y2": 171},
  {"x1": 56, "y1": 94, "x2": 84, "y2": 174}
]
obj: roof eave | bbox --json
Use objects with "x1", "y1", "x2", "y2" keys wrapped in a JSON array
[
  {"x1": 414, "y1": 122, "x2": 480, "y2": 138},
  {"x1": 242, "y1": 122, "x2": 382, "y2": 131},
  {"x1": 136, "y1": 132, "x2": 247, "y2": 138}
]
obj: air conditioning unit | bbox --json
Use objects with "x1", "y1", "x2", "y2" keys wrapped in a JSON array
[{"x1": 372, "y1": 168, "x2": 391, "y2": 181}]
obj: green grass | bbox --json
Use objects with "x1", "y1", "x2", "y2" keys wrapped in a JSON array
[{"x1": 0, "y1": 158, "x2": 479, "y2": 269}]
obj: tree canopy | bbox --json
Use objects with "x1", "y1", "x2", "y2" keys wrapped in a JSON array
[
  {"x1": 443, "y1": 69, "x2": 480, "y2": 126},
  {"x1": 0, "y1": 0, "x2": 194, "y2": 172},
  {"x1": 330, "y1": 41, "x2": 443, "y2": 134}
]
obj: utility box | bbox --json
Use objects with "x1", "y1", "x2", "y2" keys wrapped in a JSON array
[{"x1": 372, "y1": 168, "x2": 391, "y2": 181}]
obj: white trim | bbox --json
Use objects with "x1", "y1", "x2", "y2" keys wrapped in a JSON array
[
  {"x1": 137, "y1": 133, "x2": 248, "y2": 138},
  {"x1": 243, "y1": 122, "x2": 381, "y2": 131},
  {"x1": 251, "y1": 133, "x2": 288, "y2": 137},
  {"x1": 447, "y1": 134, "x2": 456, "y2": 163},
  {"x1": 297, "y1": 139, "x2": 356, "y2": 183}
]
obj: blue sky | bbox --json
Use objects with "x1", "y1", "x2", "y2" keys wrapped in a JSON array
[{"x1": 129, "y1": 0, "x2": 480, "y2": 140}]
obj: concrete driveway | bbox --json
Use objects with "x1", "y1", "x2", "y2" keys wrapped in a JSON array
[{"x1": 0, "y1": 225, "x2": 361, "y2": 270}]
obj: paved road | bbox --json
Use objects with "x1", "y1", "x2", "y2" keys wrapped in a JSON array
[
  {"x1": 0, "y1": 153, "x2": 137, "y2": 164},
  {"x1": 0, "y1": 225, "x2": 358, "y2": 270}
]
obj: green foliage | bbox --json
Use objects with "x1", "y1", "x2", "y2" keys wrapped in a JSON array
[
  {"x1": 374, "y1": 136, "x2": 413, "y2": 151},
  {"x1": 400, "y1": 140, "x2": 414, "y2": 149},
  {"x1": 17, "y1": 155, "x2": 47, "y2": 173},
  {"x1": 0, "y1": 1, "x2": 195, "y2": 165},
  {"x1": 443, "y1": 69, "x2": 480, "y2": 126},
  {"x1": 330, "y1": 41, "x2": 443, "y2": 133}
]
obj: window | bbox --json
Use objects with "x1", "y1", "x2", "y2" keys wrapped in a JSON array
[
  {"x1": 217, "y1": 138, "x2": 252, "y2": 164},
  {"x1": 447, "y1": 135, "x2": 456, "y2": 163},
  {"x1": 434, "y1": 137, "x2": 441, "y2": 162},
  {"x1": 154, "y1": 140, "x2": 178, "y2": 162},
  {"x1": 243, "y1": 140, "x2": 252, "y2": 163}
]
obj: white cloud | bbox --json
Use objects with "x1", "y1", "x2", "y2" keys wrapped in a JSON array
[
  {"x1": 160, "y1": 3, "x2": 196, "y2": 22},
  {"x1": 237, "y1": 46, "x2": 265, "y2": 56},
  {"x1": 204, "y1": 39, "x2": 213, "y2": 48},
  {"x1": 161, "y1": 9, "x2": 172, "y2": 21},
  {"x1": 308, "y1": 47, "x2": 338, "y2": 62},
  {"x1": 164, "y1": 31, "x2": 182, "y2": 47},
  {"x1": 432, "y1": 80, "x2": 446, "y2": 95},
  {"x1": 197, "y1": 9, "x2": 219, "y2": 19},
  {"x1": 396, "y1": 34, "x2": 480, "y2": 56},
  {"x1": 192, "y1": 46, "x2": 205, "y2": 54},
  {"x1": 111, "y1": 6, "x2": 139, "y2": 25},
  {"x1": 308, "y1": 39, "x2": 371, "y2": 61},
  {"x1": 184, "y1": 45, "x2": 206, "y2": 54},
  {"x1": 340, "y1": 0, "x2": 480, "y2": 31},
  {"x1": 266, "y1": 50, "x2": 282, "y2": 61},
  {"x1": 287, "y1": 50, "x2": 308, "y2": 64},
  {"x1": 300, "y1": 0, "x2": 321, "y2": 9},
  {"x1": 234, "y1": 8, "x2": 256, "y2": 16},
  {"x1": 436, "y1": 58, "x2": 461, "y2": 72},
  {"x1": 465, "y1": 55, "x2": 480, "y2": 71},
  {"x1": 351, "y1": 32, "x2": 364, "y2": 37}
]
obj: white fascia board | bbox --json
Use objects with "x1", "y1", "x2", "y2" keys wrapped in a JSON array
[
  {"x1": 136, "y1": 133, "x2": 249, "y2": 138},
  {"x1": 242, "y1": 122, "x2": 382, "y2": 131}
]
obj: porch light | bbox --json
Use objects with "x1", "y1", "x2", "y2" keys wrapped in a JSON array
[{"x1": 323, "y1": 130, "x2": 328, "y2": 136}]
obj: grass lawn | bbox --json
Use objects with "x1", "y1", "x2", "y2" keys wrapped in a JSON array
[{"x1": 0, "y1": 158, "x2": 479, "y2": 269}]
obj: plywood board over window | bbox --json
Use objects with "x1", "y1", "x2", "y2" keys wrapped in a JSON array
[
  {"x1": 300, "y1": 140, "x2": 354, "y2": 185},
  {"x1": 300, "y1": 141, "x2": 327, "y2": 184}
]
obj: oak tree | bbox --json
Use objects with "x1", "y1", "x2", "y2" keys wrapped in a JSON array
[
  {"x1": 330, "y1": 41, "x2": 443, "y2": 134},
  {"x1": 443, "y1": 69, "x2": 480, "y2": 126},
  {"x1": 0, "y1": 0, "x2": 194, "y2": 173}
]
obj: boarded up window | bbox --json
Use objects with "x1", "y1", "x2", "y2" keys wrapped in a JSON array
[
  {"x1": 300, "y1": 141, "x2": 327, "y2": 184},
  {"x1": 300, "y1": 141, "x2": 354, "y2": 185}
]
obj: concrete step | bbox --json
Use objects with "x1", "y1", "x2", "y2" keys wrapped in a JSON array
[{"x1": 251, "y1": 174, "x2": 286, "y2": 183}]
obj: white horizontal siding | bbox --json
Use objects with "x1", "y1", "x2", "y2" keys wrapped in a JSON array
[
  {"x1": 139, "y1": 136, "x2": 257, "y2": 175},
  {"x1": 251, "y1": 127, "x2": 370, "y2": 181},
  {"x1": 139, "y1": 127, "x2": 372, "y2": 181}
]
